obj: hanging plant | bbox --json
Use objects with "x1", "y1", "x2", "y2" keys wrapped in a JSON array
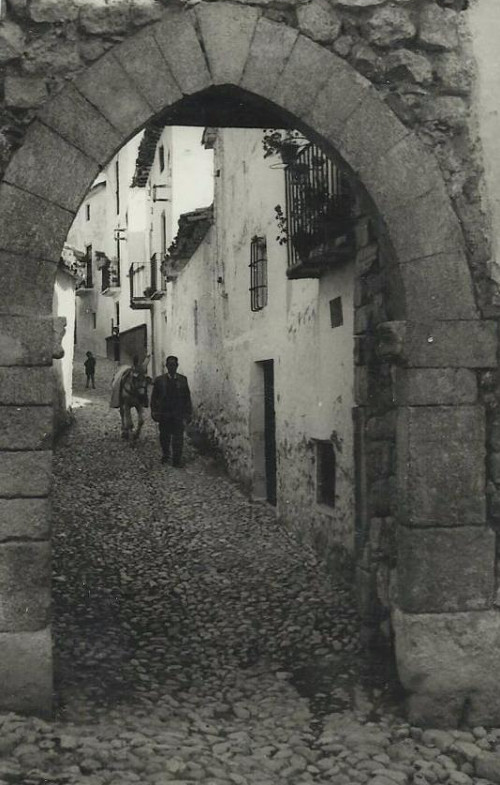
[{"x1": 262, "y1": 129, "x2": 308, "y2": 164}]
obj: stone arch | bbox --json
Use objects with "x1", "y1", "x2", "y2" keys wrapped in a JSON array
[{"x1": 0, "y1": 2, "x2": 497, "y2": 724}]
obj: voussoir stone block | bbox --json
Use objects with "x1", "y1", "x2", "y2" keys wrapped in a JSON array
[
  {"x1": 39, "y1": 84, "x2": 122, "y2": 166},
  {"x1": 404, "y1": 320, "x2": 497, "y2": 368},
  {"x1": 400, "y1": 251, "x2": 478, "y2": 321},
  {"x1": 196, "y1": 2, "x2": 260, "y2": 86},
  {"x1": 153, "y1": 9, "x2": 212, "y2": 96},
  {"x1": 305, "y1": 55, "x2": 368, "y2": 144},
  {"x1": 241, "y1": 17, "x2": 298, "y2": 99},
  {"x1": 0, "y1": 541, "x2": 51, "y2": 631},
  {"x1": 75, "y1": 51, "x2": 153, "y2": 137},
  {"x1": 397, "y1": 525, "x2": 495, "y2": 613},
  {"x1": 0, "y1": 452, "x2": 52, "y2": 497},
  {"x1": 0, "y1": 252, "x2": 56, "y2": 317},
  {"x1": 0, "y1": 184, "x2": 73, "y2": 263},
  {"x1": 4, "y1": 76, "x2": 48, "y2": 109},
  {"x1": 397, "y1": 406, "x2": 485, "y2": 527},
  {"x1": 273, "y1": 35, "x2": 339, "y2": 124},
  {"x1": 0, "y1": 498, "x2": 50, "y2": 541},
  {"x1": 113, "y1": 26, "x2": 182, "y2": 114},
  {"x1": 5, "y1": 121, "x2": 97, "y2": 215},
  {"x1": 388, "y1": 188, "x2": 464, "y2": 264},
  {"x1": 0, "y1": 368, "x2": 53, "y2": 406},
  {"x1": 393, "y1": 607, "x2": 500, "y2": 727},
  {"x1": 394, "y1": 368, "x2": 477, "y2": 406},
  {"x1": 0, "y1": 628, "x2": 52, "y2": 715},
  {"x1": 0, "y1": 314, "x2": 55, "y2": 366},
  {"x1": 0, "y1": 407, "x2": 52, "y2": 451}
]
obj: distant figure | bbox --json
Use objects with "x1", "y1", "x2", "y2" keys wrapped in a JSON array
[
  {"x1": 84, "y1": 351, "x2": 96, "y2": 389},
  {"x1": 151, "y1": 356, "x2": 192, "y2": 467}
]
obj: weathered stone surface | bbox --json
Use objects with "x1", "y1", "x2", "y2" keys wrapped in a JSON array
[
  {"x1": 397, "y1": 406, "x2": 486, "y2": 527},
  {"x1": 404, "y1": 320, "x2": 497, "y2": 369},
  {"x1": 75, "y1": 52, "x2": 153, "y2": 137},
  {"x1": 375, "y1": 321, "x2": 406, "y2": 360},
  {"x1": 400, "y1": 252, "x2": 478, "y2": 321},
  {"x1": 394, "y1": 368, "x2": 477, "y2": 406},
  {"x1": 0, "y1": 498, "x2": 50, "y2": 541},
  {"x1": 397, "y1": 526, "x2": 495, "y2": 613},
  {"x1": 39, "y1": 83, "x2": 122, "y2": 166},
  {"x1": 385, "y1": 49, "x2": 433, "y2": 85},
  {"x1": 489, "y1": 416, "x2": 500, "y2": 451},
  {"x1": 0, "y1": 252, "x2": 56, "y2": 316},
  {"x1": 393, "y1": 607, "x2": 500, "y2": 727},
  {"x1": 22, "y1": 36, "x2": 81, "y2": 75},
  {"x1": 366, "y1": 411, "x2": 396, "y2": 440},
  {"x1": 0, "y1": 542, "x2": 51, "y2": 631},
  {"x1": 273, "y1": 34, "x2": 338, "y2": 122},
  {"x1": 0, "y1": 407, "x2": 52, "y2": 451},
  {"x1": 435, "y1": 51, "x2": 474, "y2": 96},
  {"x1": 336, "y1": 0, "x2": 385, "y2": 5},
  {"x1": 362, "y1": 6, "x2": 416, "y2": 48},
  {"x1": 489, "y1": 452, "x2": 500, "y2": 483},
  {"x1": 29, "y1": 0, "x2": 79, "y2": 22},
  {"x1": 0, "y1": 183, "x2": 73, "y2": 262},
  {"x1": 308, "y1": 57, "x2": 368, "y2": 142},
  {"x1": 0, "y1": 452, "x2": 52, "y2": 497},
  {"x1": 418, "y1": 96, "x2": 468, "y2": 129},
  {"x1": 153, "y1": 9, "x2": 212, "y2": 96},
  {"x1": 418, "y1": 3, "x2": 459, "y2": 51},
  {"x1": 0, "y1": 368, "x2": 53, "y2": 405},
  {"x1": 0, "y1": 629, "x2": 52, "y2": 714},
  {"x1": 130, "y1": 0, "x2": 163, "y2": 27},
  {"x1": 113, "y1": 27, "x2": 182, "y2": 113},
  {"x1": 80, "y1": 0, "x2": 131, "y2": 35},
  {"x1": 349, "y1": 41, "x2": 381, "y2": 81},
  {"x1": 0, "y1": 20, "x2": 24, "y2": 64},
  {"x1": 296, "y1": 0, "x2": 342, "y2": 44},
  {"x1": 241, "y1": 17, "x2": 298, "y2": 98},
  {"x1": 195, "y1": 2, "x2": 260, "y2": 85},
  {"x1": 4, "y1": 76, "x2": 48, "y2": 108},
  {"x1": 475, "y1": 753, "x2": 500, "y2": 784},
  {"x1": 4, "y1": 122, "x2": 98, "y2": 214}
]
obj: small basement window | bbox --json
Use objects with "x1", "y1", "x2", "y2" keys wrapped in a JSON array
[{"x1": 316, "y1": 440, "x2": 336, "y2": 507}]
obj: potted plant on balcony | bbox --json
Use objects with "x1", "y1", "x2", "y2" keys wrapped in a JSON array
[{"x1": 262, "y1": 129, "x2": 308, "y2": 165}]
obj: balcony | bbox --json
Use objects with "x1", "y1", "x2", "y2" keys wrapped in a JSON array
[
  {"x1": 75, "y1": 256, "x2": 94, "y2": 295},
  {"x1": 283, "y1": 143, "x2": 355, "y2": 280},
  {"x1": 129, "y1": 255, "x2": 165, "y2": 310},
  {"x1": 100, "y1": 256, "x2": 121, "y2": 296}
]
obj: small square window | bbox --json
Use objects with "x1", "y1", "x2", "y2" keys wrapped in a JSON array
[{"x1": 316, "y1": 440, "x2": 336, "y2": 507}]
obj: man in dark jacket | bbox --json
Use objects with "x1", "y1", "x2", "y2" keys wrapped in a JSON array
[{"x1": 151, "y1": 355, "x2": 192, "y2": 467}]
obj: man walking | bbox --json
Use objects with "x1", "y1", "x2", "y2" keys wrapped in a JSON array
[{"x1": 151, "y1": 356, "x2": 192, "y2": 467}]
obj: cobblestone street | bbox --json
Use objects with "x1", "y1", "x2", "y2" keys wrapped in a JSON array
[{"x1": 1, "y1": 358, "x2": 500, "y2": 785}]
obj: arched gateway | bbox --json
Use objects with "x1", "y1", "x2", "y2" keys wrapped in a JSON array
[{"x1": 0, "y1": 2, "x2": 497, "y2": 727}]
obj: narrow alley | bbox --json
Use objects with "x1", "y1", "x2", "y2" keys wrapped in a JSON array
[{"x1": 2, "y1": 357, "x2": 500, "y2": 785}]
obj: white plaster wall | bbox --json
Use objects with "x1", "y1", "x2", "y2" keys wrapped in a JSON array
[
  {"x1": 163, "y1": 128, "x2": 355, "y2": 558},
  {"x1": 468, "y1": 0, "x2": 500, "y2": 280}
]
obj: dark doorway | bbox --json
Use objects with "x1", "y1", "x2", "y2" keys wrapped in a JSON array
[{"x1": 262, "y1": 360, "x2": 277, "y2": 506}]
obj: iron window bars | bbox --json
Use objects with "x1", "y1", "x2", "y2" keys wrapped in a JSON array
[{"x1": 249, "y1": 235, "x2": 268, "y2": 312}]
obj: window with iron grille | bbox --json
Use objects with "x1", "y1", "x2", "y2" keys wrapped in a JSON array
[
  {"x1": 284, "y1": 143, "x2": 353, "y2": 271},
  {"x1": 249, "y1": 236, "x2": 268, "y2": 312}
]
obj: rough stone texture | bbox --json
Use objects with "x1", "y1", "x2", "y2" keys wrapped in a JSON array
[
  {"x1": 404, "y1": 320, "x2": 497, "y2": 369},
  {"x1": 475, "y1": 753, "x2": 500, "y2": 784},
  {"x1": 418, "y1": 2, "x2": 459, "y2": 51},
  {"x1": 0, "y1": 541, "x2": 51, "y2": 630},
  {"x1": 112, "y1": 27, "x2": 182, "y2": 114},
  {"x1": 362, "y1": 6, "x2": 416, "y2": 49},
  {"x1": 0, "y1": 368, "x2": 53, "y2": 405},
  {"x1": 0, "y1": 407, "x2": 52, "y2": 451},
  {"x1": 0, "y1": 251, "x2": 56, "y2": 316},
  {"x1": 400, "y1": 252, "x2": 478, "y2": 321},
  {"x1": 241, "y1": 17, "x2": 298, "y2": 99},
  {"x1": 4, "y1": 122, "x2": 98, "y2": 213},
  {"x1": 153, "y1": 9, "x2": 212, "y2": 96},
  {"x1": 0, "y1": 315, "x2": 57, "y2": 366},
  {"x1": 0, "y1": 452, "x2": 52, "y2": 497},
  {"x1": 4, "y1": 76, "x2": 48, "y2": 108},
  {"x1": 22, "y1": 35, "x2": 81, "y2": 75},
  {"x1": 394, "y1": 368, "x2": 477, "y2": 406},
  {"x1": 0, "y1": 498, "x2": 51, "y2": 541},
  {"x1": 0, "y1": 183, "x2": 74, "y2": 262},
  {"x1": 0, "y1": 628, "x2": 52, "y2": 714},
  {"x1": 393, "y1": 607, "x2": 500, "y2": 727},
  {"x1": 296, "y1": 0, "x2": 342, "y2": 44},
  {"x1": 0, "y1": 19, "x2": 24, "y2": 64},
  {"x1": 29, "y1": 0, "x2": 79, "y2": 22},
  {"x1": 195, "y1": 2, "x2": 260, "y2": 86},
  {"x1": 418, "y1": 95, "x2": 468, "y2": 130},
  {"x1": 307, "y1": 57, "x2": 367, "y2": 142},
  {"x1": 75, "y1": 52, "x2": 153, "y2": 137},
  {"x1": 397, "y1": 406, "x2": 486, "y2": 527},
  {"x1": 79, "y1": 0, "x2": 131, "y2": 35},
  {"x1": 397, "y1": 525, "x2": 495, "y2": 613},
  {"x1": 336, "y1": 0, "x2": 385, "y2": 6},
  {"x1": 385, "y1": 49, "x2": 433, "y2": 85},
  {"x1": 39, "y1": 84, "x2": 122, "y2": 166}
]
